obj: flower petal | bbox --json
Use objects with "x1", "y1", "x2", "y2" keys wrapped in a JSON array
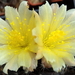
[
  {"x1": 36, "y1": 49, "x2": 43, "y2": 60},
  {"x1": 32, "y1": 11, "x2": 43, "y2": 46},
  {"x1": 42, "y1": 48, "x2": 56, "y2": 63},
  {"x1": 51, "y1": 3, "x2": 59, "y2": 13},
  {"x1": 18, "y1": 50, "x2": 31, "y2": 68},
  {"x1": 0, "y1": 18, "x2": 12, "y2": 31},
  {"x1": 39, "y1": 1, "x2": 53, "y2": 31},
  {"x1": 5, "y1": 6, "x2": 21, "y2": 31},
  {"x1": 62, "y1": 21, "x2": 75, "y2": 37},
  {"x1": 0, "y1": 46, "x2": 14, "y2": 65},
  {"x1": 0, "y1": 18, "x2": 12, "y2": 44},
  {"x1": 50, "y1": 4, "x2": 66, "y2": 32},
  {"x1": 18, "y1": 1, "x2": 32, "y2": 25},
  {"x1": 51, "y1": 57, "x2": 65, "y2": 72},
  {"x1": 3, "y1": 55, "x2": 18, "y2": 74},
  {"x1": 53, "y1": 50, "x2": 75, "y2": 66},
  {"x1": 28, "y1": 53, "x2": 37, "y2": 71},
  {"x1": 63, "y1": 9, "x2": 75, "y2": 24}
]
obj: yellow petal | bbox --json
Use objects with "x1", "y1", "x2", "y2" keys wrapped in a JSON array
[
  {"x1": 42, "y1": 47, "x2": 56, "y2": 63},
  {"x1": 3, "y1": 55, "x2": 18, "y2": 74},
  {"x1": 53, "y1": 50, "x2": 75, "y2": 66},
  {"x1": 5, "y1": 6, "x2": 21, "y2": 31},
  {"x1": 28, "y1": 53, "x2": 37, "y2": 71},
  {"x1": 18, "y1": 50, "x2": 31, "y2": 68},
  {"x1": 0, "y1": 48, "x2": 13, "y2": 65},
  {"x1": 0, "y1": 18, "x2": 12, "y2": 44},
  {"x1": 32, "y1": 11, "x2": 43, "y2": 46},
  {"x1": 63, "y1": 9, "x2": 75, "y2": 24},
  {"x1": 62, "y1": 21, "x2": 75, "y2": 37},
  {"x1": 18, "y1": 1, "x2": 32, "y2": 25},
  {"x1": 39, "y1": 1, "x2": 53, "y2": 32},
  {"x1": 36, "y1": 49, "x2": 43, "y2": 60},
  {"x1": 25, "y1": 12, "x2": 35, "y2": 43},
  {"x1": 0, "y1": 18, "x2": 12, "y2": 31},
  {"x1": 50, "y1": 4, "x2": 66, "y2": 32},
  {"x1": 51, "y1": 57, "x2": 65, "y2": 72}
]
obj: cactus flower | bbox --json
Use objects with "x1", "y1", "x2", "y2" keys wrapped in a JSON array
[
  {"x1": 0, "y1": 1, "x2": 37, "y2": 74},
  {"x1": 33, "y1": 1, "x2": 75, "y2": 72}
]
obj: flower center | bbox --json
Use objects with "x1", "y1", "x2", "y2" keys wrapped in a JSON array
[
  {"x1": 7, "y1": 30, "x2": 26, "y2": 48},
  {"x1": 44, "y1": 30, "x2": 66, "y2": 48}
]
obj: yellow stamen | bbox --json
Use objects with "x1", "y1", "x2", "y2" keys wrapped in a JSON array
[
  {"x1": 44, "y1": 30, "x2": 66, "y2": 48},
  {"x1": 7, "y1": 30, "x2": 26, "y2": 48}
]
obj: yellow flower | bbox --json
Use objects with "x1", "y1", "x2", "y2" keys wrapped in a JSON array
[
  {"x1": 0, "y1": 1, "x2": 37, "y2": 74},
  {"x1": 33, "y1": 1, "x2": 75, "y2": 72}
]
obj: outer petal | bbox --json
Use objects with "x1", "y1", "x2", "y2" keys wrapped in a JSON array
[
  {"x1": 0, "y1": 45, "x2": 14, "y2": 65},
  {"x1": 18, "y1": 1, "x2": 32, "y2": 25},
  {"x1": 42, "y1": 48, "x2": 65, "y2": 72},
  {"x1": 5, "y1": 6, "x2": 21, "y2": 31},
  {"x1": 32, "y1": 11, "x2": 43, "y2": 46},
  {"x1": 51, "y1": 57, "x2": 65, "y2": 72},
  {"x1": 63, "y1": 9, "x2": 75, "y2": 24},
  {"x1": 18, "y1": 50, "x2": 31, "y2": 68},
  {"x1": 50, "y1": 4, "x2": 66, "y2": 32},
  {"x1": 36, "y1": 49, "x2": 43, "y2": 60},
  {"x1": 3, "y1": 55, "x2": 18, "y2": 74},
  {"x1": 39, "y1": 1, "x2": 53, "y2": 32},
  {"x1": 0, "y1": 18, "x2": 12, "y2": 44},
  {"x1": 18, "y1": 50, "x2": 37, "y2": 71},
  {"x1": 42, "y1": 48, "x2": 56, "y2": 63},
  {"x1": 56, "y1": 42, "x2": 75, "y2": 56},
  {"x1": 53, "y1": 50, "x2": 75, "y2": 66},
  {"x1": 24, "y1": 12, "x2": 35, "y2": 44},
  {"x1": 28, "y1": 52, "x2": 37, "y2": 71},
  {"x1": 62, "y1": 21, "x2": 75, "y2": 37},
  {"x1": 51, "y1": 3, "x2": 59, "y2": 13},
  {"x1": 0, "y1": 18, "x2": 12, "y2": 31},
  {"x1": 18, "y1": 1, "x2": 36, "y2": 43}
]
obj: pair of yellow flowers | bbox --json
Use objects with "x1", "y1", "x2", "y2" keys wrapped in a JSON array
[{"x1": 0, "y1": 1, "x2": 75, "y2": 74}]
